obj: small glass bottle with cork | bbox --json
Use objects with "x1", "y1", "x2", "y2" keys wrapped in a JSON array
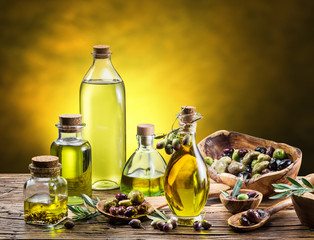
[
  {"x1": 50, "y1": 114, "x2": 92, "y2": 205},
  {"x1": 24, "y1": 155, "x2": 68, "y2": 226},
  {"x1": 120, "y1": 124, "x2": 167, "y2": 197}
]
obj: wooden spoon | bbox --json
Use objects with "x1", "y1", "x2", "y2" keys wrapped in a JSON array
[{"x1": 228, "y1": 197, "x2": 293, "y2": 231}]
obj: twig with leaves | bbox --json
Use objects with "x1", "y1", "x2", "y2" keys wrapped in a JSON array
[
  {"x1": 270, "y1": 176, "x2": 314, "y2": 199},
  {"x1": 43, "y1": 194, "x2": 103, "y2": 232}
]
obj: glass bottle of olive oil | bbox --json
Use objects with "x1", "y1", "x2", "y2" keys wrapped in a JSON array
[
  {"x1": 50, "y1": 114, "x2": 92, "y2": 205},
  {"x1": 80, "y1": 45, "x2": 126, "y2": 190},
  {"x1": 24, "y1": 156, "x2": 68, "y2": 226},
  {"x1": 164, "y1": 106, "x2": 210, "y2": 225},
  {"x1": 120, "y1": 124, "x2": 167, "y2": 196}
]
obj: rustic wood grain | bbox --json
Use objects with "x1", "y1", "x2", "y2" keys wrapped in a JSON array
[
  {"x1": 0, "y1": 174, "x2": 313, "y2": 239},
  {"x1": 198, "y1": 130, "x2": 302, "y2": 196}
]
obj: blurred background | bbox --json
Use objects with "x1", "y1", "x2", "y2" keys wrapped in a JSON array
[{"x1": 0, "y1": 0, "x2": 313, "y2": 175}]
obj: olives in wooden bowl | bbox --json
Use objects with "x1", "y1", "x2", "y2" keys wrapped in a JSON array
[
  {"x1": 220, "y1": 189, "x2": 263, "y2": 214},
  {"x1": 198, "y1": 130, "x2": 302, "y2": 196}
]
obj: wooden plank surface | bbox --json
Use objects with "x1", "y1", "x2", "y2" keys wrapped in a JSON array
[{"x1": 0, "y1": 174, "x2": 313, "y2": 239}]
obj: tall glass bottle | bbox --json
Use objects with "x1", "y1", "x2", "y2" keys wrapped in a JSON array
[
  {"x1": 50, "y1": 114, "x2": 92, "y2": 205},
  {"x1": 120, "y1": 124, "x2": 167, "y2": 196},
  {"x1": 164, "y1": 106, "x2": 210, "y2": 225},
  {"x1": 80, "y1": 45, "x2": 126, "y2": 190}
]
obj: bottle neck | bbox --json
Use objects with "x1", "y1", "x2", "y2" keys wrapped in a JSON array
[
  {"x1": 58, "y1": 130, "x2": 83, "y2": 140},
  {"x1": 178, "y1": 120, "x2": 197, "y2": 134},
  {"x1": 137, "y1": 135, "x2": 154, "y2": 148}
]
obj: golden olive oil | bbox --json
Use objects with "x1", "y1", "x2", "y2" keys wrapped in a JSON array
[
  {"x1": 164, "y1": 135, "x2": 210, "y2": 218},
  {"x1": 50, "y1": 142, "x2": 91, "y2": 204},
  {"x1": 120, "y1": 173, "x2": 164, "y2": 197},
  {"x1": 24, "y1": 193, "x2": 67, "y2": 225},
  {"x1": 80, "y1": 80, "x2": 126, "y2": 190}
]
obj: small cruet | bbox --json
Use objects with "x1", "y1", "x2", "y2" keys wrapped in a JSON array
[{"x1": 164, "y1": 106, "x2": 210, "y2": 225}]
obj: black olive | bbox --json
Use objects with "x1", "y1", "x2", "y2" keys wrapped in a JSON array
[
  {"x1": 168, "y1": 219, "x2": 178, "y2": 229},
  {"x1": 129, "y1": 219, "x2": 145, "y2": 229},
  {"x1": 163, "y1": 223, "x2": 173, "y2": 232},
  {"x1": 278, "y1": 159, "x2": 292, "y2": 170},
  {"x1": 266, "y1": 146, "x2": 275, "y2": 157},
  {"x1": 255, "y1": 146, "x2": 266, "y2": 154},
  {"x1": 256, "y1": 209, "x2": 266, "y2": 219},
  {"x1": 269, "y1": 158, "x2": 277, "y2": 171},
  {"x1": 115, "y1": 193, "x2": 128, "y2": 201},
  {"x1": 118, "y1": 206, "x2": 126, "y2": 215},
  {"x1": 238, "y1": 171, "x2": 250, "y2": 179},
  {"x1": 202, "y1": 220, "x2": 212, "y2": 230},
  {"x1": 223, "y1": 148, "x2": 234, "y2": 155},
  {"x1": 247, "y1": 209, "x2": 261, "y2": 224},
  {"x1": 239, "y1": 217, "x2": 251, "y2": 226},
  {"x1": 247, "y1": 191, "x2": 258, "y2": 199},
  {"x1": 238, "y1": 149, "x2": 248, "y2": 157},
  {"x1": 193, "y1": 221, "x2": 202, "y2": 231},
  {"x1": 64, "y1": 220, "x2": 75, "y2": 229},
  {"x1": 156, "y1": 221, "x2": 165, "y2": 230},
  {"x1": 246, "y1": 164, "x2": 252, "y2": 173}
]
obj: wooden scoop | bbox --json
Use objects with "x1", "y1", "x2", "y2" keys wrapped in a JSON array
[{"x1": 228, "y1": 197, "x2": 293, "y2": 231}]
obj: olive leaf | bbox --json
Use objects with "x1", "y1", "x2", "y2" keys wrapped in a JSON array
[
  {"x1": 270, "y1": 177, "x2": 314, "y2": 199},
  {"x1": 150, "y1": 205, "x2": 169, "y2": 221},
  {"x1": 220, "y1": 190, "x2": 229, "y2": 198},
  {"x1": 232, "y1": 179, "x2": 243, "y2": 198}
]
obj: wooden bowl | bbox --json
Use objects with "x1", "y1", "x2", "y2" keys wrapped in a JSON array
[
  {"x1": 198, "y1": 130, "x2": 302, "y2": 196},
  {"x1": 291, "y1": 174, "x2": 314, "y2": 228},
  {"x1": 220, "y1": 189, "x2": 263, "y2": 214}
]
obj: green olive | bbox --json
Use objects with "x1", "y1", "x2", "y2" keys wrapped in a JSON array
[
  {"x1": 219, "y1": 156, "x2": 232, "y2": 164},
  {"x1": 237, "y1": 194, "x2": 249, "y2": 200},
  {"x1": 251, "y1": 159, "x2": 258, "y2": 168},
  {"x1": 211, "y1": 159, "x2": 228, "y2": 174},
  {"x1": 204, "y1": 157, "x2": 214, "y2": 166},
  {"x1": 242, "y1": 151, "x2": 260, "y2": 165},
  {"x1": 257, "y1": 154, "x2": 271, "y2": 162},
  {"x1": 118, "y1": 199, "x2": 133, "y2": 207},
  {"x1": 232, "y1": 149, "x2": 240, "y2": 162},
  {"x1": 128, "y1": 190, "x2": 144, "y2": 205},
  {"x1": 252, "y1": 161, "x2": 269, "y2": 175},
  {"x1": 227, "y1": 160, "x2": 246, "y2": 175},
  {"x1": 273, "y1": 149, "x2": 287, "y2": 160}
]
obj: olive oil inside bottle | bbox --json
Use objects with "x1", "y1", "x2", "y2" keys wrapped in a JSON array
[
  {"x1": 164, "y1": 134, "x2": 210, "y2": 223},
  {"x1": 80, "y1": 80, "x2": 126, "y2": 190},
  {"x1": 120, "y1": 171, "x2": 164, "y2": 197},
  {"x1": 50, "y1": 142, "x2": 91, "y2": 204},
  {"x1": 24, "y1": 193, "x2": 68, "y2": 226}
]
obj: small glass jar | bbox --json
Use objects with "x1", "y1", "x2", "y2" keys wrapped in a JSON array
[
  {"x1": 120, "y1": 124, "x2": 167, "y2": 196},
  {"x1": 24, "y1": 155, "x2": 68, "y2": 226}
]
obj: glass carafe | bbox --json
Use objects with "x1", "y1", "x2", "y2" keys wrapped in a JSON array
[
  {"x1": 120, "y1": 124, "x2": 167, "y2": 196},
  {"x1": 164, "y1": 106, "x2": 210, "y2": 225},
  {"x1": 80, "y1": 45, "x2": 126, "y2": 190}
]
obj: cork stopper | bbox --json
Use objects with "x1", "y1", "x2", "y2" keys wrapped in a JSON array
[
  {"x1": 30, "y1": 155, "x2": 61, "y2": 177},
  {"x1": 180, "y1": 106, "x2": 196, "y2": 122},
  {"x1": 93, "y1": 45, "x2": 111, "y2": 59},
  {"x1": 32, "y1": 155, "x2": 59, "y2": 168},
  {"x1": 137, "y1": 124, "x2": 155, "y2": 136},
  {"x1": 59, "y1": 114, "x2": 82, "y2": 126}
]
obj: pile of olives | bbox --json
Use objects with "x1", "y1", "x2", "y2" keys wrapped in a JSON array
[
  {"x1": 151, "y1": 219, "x2": 178, "y2": 232},
  {"x1": 206, "y1": 146, "x2": 293, "y2": 179},
  {"x1": 239, "y1": 209, "x2": 266, "y2": 226},
  {"x1": 103, "y1": 190, "x2": 149, "y2": 218},
  {"x1": 193, "y1": 220, "x2": 212, "y2": 231},
  {"x1": 156, "y1": 133, "x2": 191, "y2": 155}
]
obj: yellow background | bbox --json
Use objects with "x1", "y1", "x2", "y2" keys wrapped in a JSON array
[{"x1": 0, "y1": 0, "x2": 313, "y2": 175}]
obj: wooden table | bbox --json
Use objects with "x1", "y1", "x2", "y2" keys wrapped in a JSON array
[{"x1": 1, "y1": 174, "x2": 313, "y2": 239}]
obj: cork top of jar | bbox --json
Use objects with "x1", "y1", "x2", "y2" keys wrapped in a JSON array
[
  {"x1": 59, "y1": 114, "x2": 82, "y2": 126},
  {"x1": 93, "y1": 45, "x2": 111, "y2": 59},
  {"x1": 137, "y1": 124, "x2": 155, "y2": 136},
  {"x1": 31, "y1": 155, "x2": 59, "y2": 168}
]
